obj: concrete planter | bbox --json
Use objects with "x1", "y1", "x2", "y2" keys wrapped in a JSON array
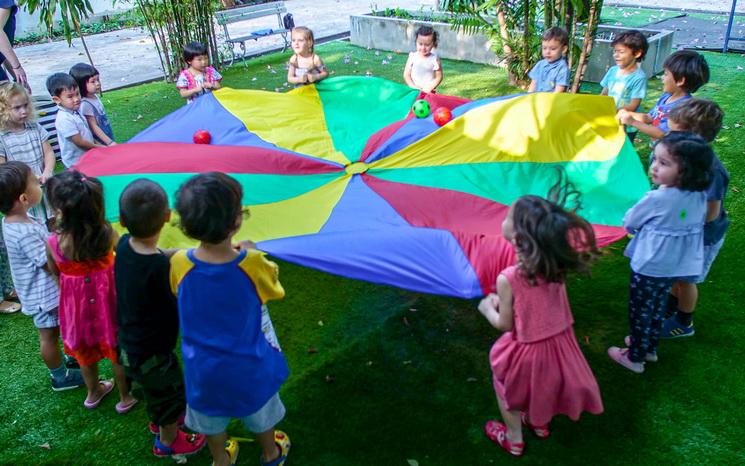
[{"x1": 350, "y1": 13, "x2": 674, "y2": 83}]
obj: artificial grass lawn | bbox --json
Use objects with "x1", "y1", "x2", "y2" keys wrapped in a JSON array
[{"x1": 1, "y1": 40, "x2": 744, "y2": 464}]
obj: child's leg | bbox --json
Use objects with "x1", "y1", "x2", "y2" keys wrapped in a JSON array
[
  {"x1": 80, "y1": 363, "x2": 103, "y2": 399},
  {"x1": 112, "y1": 361, "x2": 136, "y2": 404},
  {"x1": 256, "y1": 430, "x2": 281, "y2": 463},
  {"x1": 496, "y1": 395, "x2": 523, "y2": 443},
  {"x1": 628, "y1": 272, "x2": 672, "y2": 362},
  {"x1": 674, "y1": 282, "x2": 697, "y2": 323},
  {"x1": 38, "y1": 327, "x2": 62, "y2": 370},
  {"x1": 206, "y1": 432, "x2": 231, "y2": 466}
]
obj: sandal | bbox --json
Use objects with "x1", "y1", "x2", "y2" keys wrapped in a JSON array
[
  {"x1": 0, "y1": 300, "x2": 21, "y2": 314},
  {"x1": 83, "y1": 379, "x2": 115, "y2": 409},
  {"x1": 211, "y1": 438, "x2": 240, "y2": 466},
  {"x1": 520, "y1": 411, "x2": 550, "y2": 439},
  {"x1": 152, "y1": 430, "x2": 206, "y2": 458},
  {"x1": 260, "y1": 430, "x2": 291, "y2": 466},
  {"x1": 484, "y1": 420, "x2": 524, "y2": 457},
  {"x1": 115, "y1": 397, "x2": 139, "y2": 414}
]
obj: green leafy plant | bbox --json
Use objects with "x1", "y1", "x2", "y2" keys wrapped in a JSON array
[{"x1": 19, "y1": 0, "x2": 97, "y2": 65}]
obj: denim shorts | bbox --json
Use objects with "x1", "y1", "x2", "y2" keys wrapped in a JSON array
[
  {"x1": 32, "y1": 306, "x2": 59, "y2": 329},
  {"x1": 185, "y1": 393, "x2": 285, "y2": 436},
  {"x1": 686, "y1": 236, "x2": 725, "y2": 284}
]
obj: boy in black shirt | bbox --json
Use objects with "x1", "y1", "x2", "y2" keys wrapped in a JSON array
[{"x1": 115, "y1": 179, "x2": 206, "y2": 458}]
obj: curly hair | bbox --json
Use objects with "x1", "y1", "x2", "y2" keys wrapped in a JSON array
[
  {"x1": 510, "y1": 173, "x2": 599, "y2": 284},
  {"x1": 0, "y1": 81, "x2": 34, "y2": 131},
  {"x1": 667, "y1": 98, "x2": 724, "y2": 142},
  {"x1": 415, "y1": 25, "x2": 439, "y2": 47},
  {"x1": 656, "y1": 132, "x2": 714, "y2": 191},
  {"x1": 47, "y1": 170, "x2": 114, "y2": 262},
  {"x1": 611, "y1": 30, "x2": 649, "y2": 62},
  {"x1": 175, "y1": 172, "x2": 243, "y2": 244}
]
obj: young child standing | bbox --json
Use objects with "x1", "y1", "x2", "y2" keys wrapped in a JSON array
[
  {"x1": 45, "y1": 171, "x2": 137, "y2": 411},
  {"x1": 659, "y1": 99, "x2": 727, "y2": 338},
  {"x1": 617, "y1": 50, "x2": 710, "y2": 141},
  {"x1": 287, "y1": 26, "x2": 328, "y2": 86},
  {"x1": 478, "y1": 182, "x2": 603, "y2": 457},
  {"x1": 69, "y1": 63, "x2": 115, "y2": 146},
  {"x1": 46, "y1": 73, "x2": 104, "y2": 168},
  {"x1": 0, "y1": 161, "x2": 83, "y2": 390},
  {"x1": 176, "y1": 42, "x2": 222, "y2": 104},
  {"x1": 171, "y1": 173, "x2": 290, "y2": 466},
  {"x1": 528, "y1": 27, "x2": 570, "y2": 93},
  {"x1": 0, "y1": 229, "x2": 20, "y2": 313},
  {"x1": 0, "y1": 82, "x2": 56, "y2": 221},
  {"x1": 403, "y1": 26, "x2": 442, "y2": 93},
  {"x1": 608, "y1": 132, "x2": 713, "y2": 373},
  {"x1": 600, "y1": 30, "x2": 648, "y2": 140},
  {"x1": 115, "y1": 179, "x2": 206, "y2": 458}
]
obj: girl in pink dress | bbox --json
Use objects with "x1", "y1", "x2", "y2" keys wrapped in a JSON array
[
  {"x1": 478, "y1": 185, "x2": 604, "y2": 457},
  {"x1": 45, "y1": 171, "x2": 137, "y2": 413}
]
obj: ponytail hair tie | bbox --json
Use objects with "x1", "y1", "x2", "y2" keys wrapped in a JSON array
[{"x1": 80, "y1": 176, "x2": 87, "y2": 182}]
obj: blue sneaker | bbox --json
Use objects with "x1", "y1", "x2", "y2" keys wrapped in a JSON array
[
  {"x1": 660, "y1": 317, "x2": 695, "y2": 339},
  {"x1": 51, "y1": 369, "x2": 85, "y2": 392}
]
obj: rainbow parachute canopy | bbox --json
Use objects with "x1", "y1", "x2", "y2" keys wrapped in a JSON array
[{"x1": 77, "y1": 76, "x2": 649, "y2": 298}]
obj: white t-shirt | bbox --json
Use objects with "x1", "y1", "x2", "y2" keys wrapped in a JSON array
[
  {"x1": 55, "y1": 106, "x2": 93, "y2": 168},
  {"x1": 408, "y1": 52, "x2": 440, "y2": 89}
]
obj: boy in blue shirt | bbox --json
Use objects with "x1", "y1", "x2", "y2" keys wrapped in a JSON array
[
  {"x1": 617, "y1": 50, "x2": 710, "y2": 141},
  {"x1": 528, "y1": 27, "x2": 570, "y2": 93},
  {"x1": 171, "y1": 172, "x2": 291, "y2": 466},
  {"x1": 600, "y1": 30, "x2": 648, "y2": 141},
  {"x1": 660, "y1": 99, "x2": 728, "y2": 339}
]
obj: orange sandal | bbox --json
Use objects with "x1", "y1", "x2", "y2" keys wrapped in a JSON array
[
  {"x1": 520, "y1": 411, "x2": 550, "y2": 439},
  {"x1": 484, "y1": 420, "x2": 524, "y2": 456}
]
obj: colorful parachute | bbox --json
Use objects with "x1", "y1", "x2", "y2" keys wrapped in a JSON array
[{"x1": 76, "y1": 76, "x2": 649, "y2": 298}]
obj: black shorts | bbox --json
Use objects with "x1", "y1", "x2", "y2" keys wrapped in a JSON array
[{"x1": 122, "y1": 350, "x2": 186, "y2": 427}]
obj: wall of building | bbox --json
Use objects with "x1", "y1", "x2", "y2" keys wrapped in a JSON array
[{"x1": 14, "y1": 0, "x2": 136, "y2": 38}]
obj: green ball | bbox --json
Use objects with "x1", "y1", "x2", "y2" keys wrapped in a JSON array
[{"x1": 412, "y1": 99, "x2": 431, "y2": 118}]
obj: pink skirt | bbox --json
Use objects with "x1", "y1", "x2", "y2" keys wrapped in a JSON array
[{"x1": 490, "y1": 326, "x2": 603, "y2": 426}]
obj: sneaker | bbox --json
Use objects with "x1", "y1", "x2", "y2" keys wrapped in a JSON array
[
  {"x1": 64, "y1": 355, "x2": 80, "y2": 370},
  {"x1": 212, "y1": 438, "x2": 239, "y2": 466},
  {"x1": 148, "y1": 413, "x2": 186, "y2": 434},
  {"x1": 51, "y1": 368, "x2": 85, "y2": 392},
  {"x1": 484, "y1": 420, "x2": 524, "y2": 456},
  {"x1": 624, "y1": 336, "x2": 658, "y2": 362},
  {"x1": 660, "y1": 317, "x2": 695, "y2": 339},
  {"x1": 607, "y1": 347, "x2": 645, "y2": 374},
  {"x1": 261, "y1": 431, "x2": 291, "y2": 466},
  {"x1": 152, "y1": 430, "x2": 206, "y2": 458}
]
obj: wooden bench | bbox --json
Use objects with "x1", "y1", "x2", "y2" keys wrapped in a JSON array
[
  {"x1": 33, "y1": 96, "x2": 61, "y2": 161},
  {"x1": 215, "y1": 1, "x2": 292, "y2": 65}
]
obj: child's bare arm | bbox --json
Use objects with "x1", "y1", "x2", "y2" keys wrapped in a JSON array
[
  {"x1": 308, "y1": 55, "x2": 328, "y2": 83},
  {"x1": 553, "y1": 84, "x2": 567, "y2": 93},
  {"x1": 287, "y1": 56, "x2": 305, "y2": 84},
  {"x1": 40, "y1": 141, "x2": 55, "y2": 183},
  {"x1": 83, "y1": 115, "x2": 114, "y2": 146},
  {"x1": 528, "y1": 79, "x2": 537, "y2": 93},
  {"x1": 601, "y1": 88, "x2": 609, "y2": 96},
  {"x1": 403, "y1": 55, "x2": 418, "y2": 89},
  {"x1": 618, "y1": 97, "x2": 642, "y2": 113},
  {"x1": 422, "y1": 61, "x2": 443, "y2": 93},
  {"x1": 179, "y1": 85, "x2": 204, "y2": 99},
  {"x1": 44, "y1": 243, "x2": 60, "y2": 285},
  {"x1": 69, "y1": 133, "x2": 104, "y2": 151},
  {"x1": 706, "y1": 200, "x2": 722, "y2": 222},
  {"x1": 478, "y1": 274, "x2": 515, "y2": 332}
]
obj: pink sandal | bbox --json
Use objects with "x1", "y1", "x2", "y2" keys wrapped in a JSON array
[
  {"x1": 83, "y1": 379, "x2": 115, "y2": 409},
  {"x1": 115, "y1": 397, "x2": 139, "y2": 414},
  {"x1": 520, "y1": 411, "x2": 550, "y2": 439},
  {"x1": 484, "y1": 420, "x2": 524, "y2": 456}
]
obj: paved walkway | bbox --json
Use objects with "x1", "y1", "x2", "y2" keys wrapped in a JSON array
[
  {"x1": 16, "y1": 0, "x2": 437, "y2": 96},
  {"x1": 14, "y1": 0, "x2": 739, "y2": 96}
]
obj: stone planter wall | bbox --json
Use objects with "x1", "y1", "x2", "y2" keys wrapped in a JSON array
[{"x1": 350, "y1": 13, "x2": 674, "y2": 83}]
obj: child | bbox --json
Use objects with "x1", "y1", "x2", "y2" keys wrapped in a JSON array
[
  {"x1": 478, "y1": 180, "x2": 603, "y2": 457},
  {"x1": 45, "y1": 171, "x2": 137, "y2": 411},
  {"x1": 46, "y1": 72, "x2": 104, "y2": 168},
  {"x1": 287, "y1": 26, "x2": 328, "y2": 86},
  {"x1": 528, "y1": 27, "x2": 570, "y2": 93},
  {"x1": 660, "y1": 99, "x2": 727, "y2": 338},
  {"x1": 600, "y1": 30, "x2": 648, "y2": 140},
  {"x1": 403, "y1": 26, "x2": 442, "y2": 93},
  {"x1": 69, "y1": 63, "x2": 115, "y2": 146},
  {"x1": 0, "y1": 161, "x2": 83, "y2": 390},
  {"x1": 1, "y1": 229, "x2": 20, "y2": 313},
  {"x1": 171, "y1": 172, "x2": 290, "y2": 466},
  {"x1": 617, "y1": 50, "x2": 710, "y2": 141},
  {"x1": 176, "y1": 42, "x2": 222, "y2": 104},
  {"x1": 115, "y1": 179, "x2": 206, "y2": 458},
  {"x1": 608, "y1": 132, "x2": 713, "y2": 373}
]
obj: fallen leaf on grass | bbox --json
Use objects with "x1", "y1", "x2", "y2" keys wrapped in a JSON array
[
  {"x1": 731, "y1": 186, "x2": 740, "y2": 193},
  {"x1": 584, "y1": 335, "x2": 590, "y2": 344},
  {"x1": 325, "y1": 375, "x2": 335, "y2": 383},
  {"x1": 409, "y1": 308, "x2": 418, "y2": 312},
  {"x1": 403, "y1": 316, "x2": 410, "y2": 327},
  {"x1": 366, "y1": 360, "x2": 374, "y2": 366},
  {"x1": 307, "y1": 347, "x2": 318, "y2": 354},
  {"x1": 407, "y1": 460, "x2": 419, "y2": 466},
  {"x1": 466, "y1": 377, "x2": 478, "y2": 382},
  {"x1": 318, "y1": 320, "x2": 324, "y2": 327},
  {"x1": 403, "y1": 360, "x2": 412, "y2": 365},
  {"x1": 39, "y1": 443, "x2": 51, "y2": 450}
]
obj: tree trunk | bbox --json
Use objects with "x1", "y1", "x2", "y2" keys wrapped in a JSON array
[
  {"x1": 71, "y1": 17, "x2": 95, "y2": 68},
  {"x1": 496, "y1": 6, "x2": 518, "y2": 84},
  {"x1": 571, "y1": 0, "x2": 602, "y2": 92}
]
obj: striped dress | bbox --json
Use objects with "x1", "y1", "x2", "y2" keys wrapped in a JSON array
[{"x1": 0, "y1": 122, "x2": 52, "y2": 220}]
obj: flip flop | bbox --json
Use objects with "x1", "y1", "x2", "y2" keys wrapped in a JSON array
[
  {"x1": 0, "y1": 300, "x2": 21, "y2": 314},
  {"x1": 83, "y1": 379, "x2": 115, "y2": 409},
  {"x1": 115, "y1": 397, "x2": 139, "y2": 414}
]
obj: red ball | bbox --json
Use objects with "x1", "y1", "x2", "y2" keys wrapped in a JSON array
[
  {"x1": 433, "y1": 107, "x2": 452, "y2": 127},
  {"x1": 193, "y1": 129, "x2": 212, "y2": 144}
]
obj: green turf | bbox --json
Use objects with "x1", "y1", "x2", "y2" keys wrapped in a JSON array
[{"x1": 1, "y1": 40, "x2": 744, "y2": 465}]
